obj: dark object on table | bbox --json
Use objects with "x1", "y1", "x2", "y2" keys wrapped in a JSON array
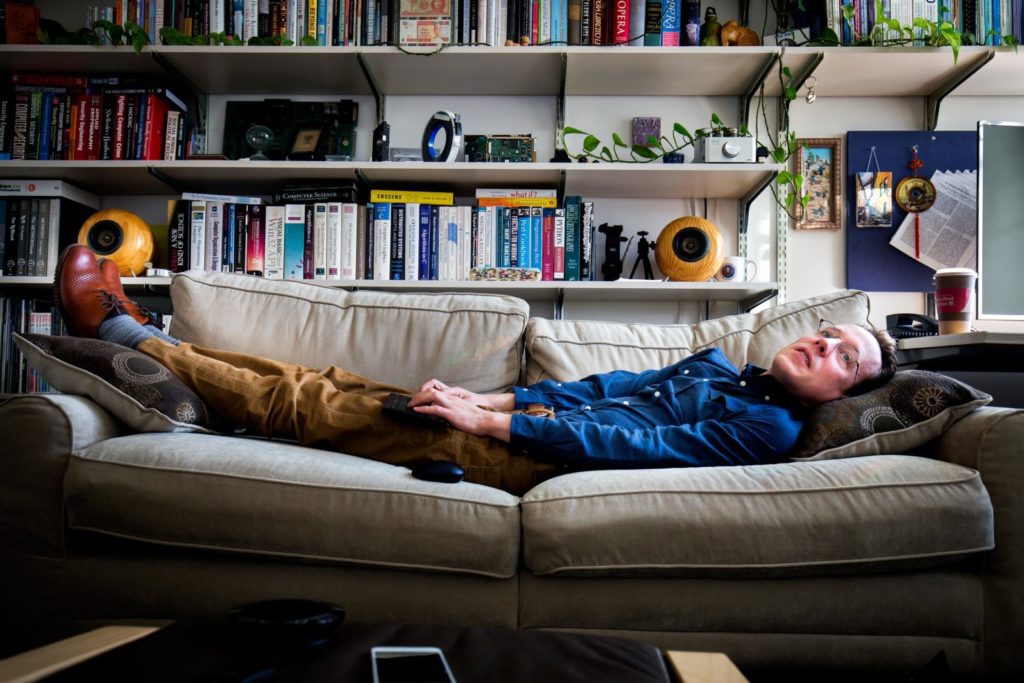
[
  {"x1": 887, "y1": 313, "x2": 939, "y2": 339},
  {"x1": 373, "y1": 121, "x2": 391, "y2": 162},
  {"x1": 663, "y1": 152, "x2": 685, "y2": 163},
  {"x1": 228, "y1": 599, "x2": 346, "y2": 647},
  {"x1": 382, "y1": 393, "x2": 449, "y2": 429},
  {"x1": 411, "y1": 460, "x2": 465, "y2": 484}
]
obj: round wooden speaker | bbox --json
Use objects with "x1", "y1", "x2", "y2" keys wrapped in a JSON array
[
  {"x1": 78, "y1": 209, "x2": 154, "y2": 276},
  {"x1": 655, "y1": 216, "x2": 725, "y2": 282}
]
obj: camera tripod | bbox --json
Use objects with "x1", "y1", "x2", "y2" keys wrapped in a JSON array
[{"x1": 629, "y1": 231, "x2": 654, "y2": 280}]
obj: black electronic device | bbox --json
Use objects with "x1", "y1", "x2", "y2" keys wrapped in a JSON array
[
  {"x1": 411, "y1": 460, "x2": 465, "y2": 484},
  {"x1": 887, "y1": 313, "x2": 940, "y2": 339},
  {"x1": 227, "y1": 599, "x2": 345, "y2": 647},
  {"x1": 382, "y1": 393, "x2": 449, "y2": 429},
  {"x1": 372, "y1": 121, "x2": 391, "y2": 162},
  {"x1": 598, "y1": 223, "x2": 627, "y2": 281}
]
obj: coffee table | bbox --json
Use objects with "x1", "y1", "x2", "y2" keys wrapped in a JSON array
[{"x1": 0, "y1": 621, "x2": 748, "y2": 683}]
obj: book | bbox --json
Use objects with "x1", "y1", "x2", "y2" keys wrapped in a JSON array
[
  {"x1": 661, "y1": 0, "x2": 680, "y2": 46},
  {"x1": 303, "y1": 204, "x2": 315, "y2": 279},
  {"x1": 341, "y1": 203, "x2": 358, "y2": 279},
  {"x1": 264, "y1": 205, "x2": 285, "y2": 279},
  {"x1": 373, "y1": 202, "x2": 392, "y2": 280},
  {"x1": 553, "y1": 207, "x2": 566, "y2": 280},
  {"x1": 389, "y1": 203, "x2": 406, "y2": 280},
  {"x1": 245, "y1": 205, "x2": 265, "y2": 276},
  {"x1": 313, "y1": 202, "x2": 329, "y2": 278},
  {"x1": 181, "y1": 192, "x2": 264, "y2": 205},
  {"x1": 404, "y1": 202, "x2": 420, "y2": 281},
  {"x1": 541, "y1": 207, "x2": 555, "y2": 280},
  {"x1": 564, "y1": 195, "x2": 581, "y2": 281},
  {"x1": 581, "y1": 200, "x2": 595, "y2": 280},
  {"x1": 477, "y1": 196, "x2": 558, "y2": 208},
  {"x1": 283, "y1": 204, "x2": 306, "y2": 280},
  {"x1": 418, "y1": 204, "x2": 431, "y2": 280},
  {"x1": 611, "y1": 0, "x2": 630, "y2": 44},
  {"x1": 189, "y1": 200, "x2": 207, "y2": 272},
  {"x1": 326, "y1": 202, "x2": 343, "y2": 279},
  {"x1": 204, "y1": 202, "x2": 224, "y2": 272},
  {"x1": 167, "y1": 199, "x2": 191, "y2": 273},
  {"x1": 369, "y1": 189, "x2": 454, "y2": 204}
]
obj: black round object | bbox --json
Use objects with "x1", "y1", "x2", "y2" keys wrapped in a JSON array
[
  {"x1": 672, "y1": 227, "x2": 710, "y2": 262},
  {"x1": 85, "y1": 220, "x2": 125, "y2": 254},
  {"x1": 227, "y1": 599, "x2": 345, "y2": 646},
  {"x1": 411, "y1": 460, "x2": 465, "y2": 484}
]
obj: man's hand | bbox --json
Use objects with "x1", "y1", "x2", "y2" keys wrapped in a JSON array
[
  {"x1": 411, "y1": 379, "x2": 515, "y2": 412},
  {"x1": 409, "y1": 388, "x2": 512, "y2": 442}
]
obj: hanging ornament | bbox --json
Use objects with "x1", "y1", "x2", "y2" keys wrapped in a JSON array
[{"x1": 895, "y1": 146, "x2": 936, "y2": 259}]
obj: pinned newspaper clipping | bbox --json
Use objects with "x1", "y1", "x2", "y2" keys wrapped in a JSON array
[
  {"x1": 889, "y1": 170, "x2": 977, "y2": 272},
  {"x1": 399, "y1": 0, "x2": 453, "y2": 47}
]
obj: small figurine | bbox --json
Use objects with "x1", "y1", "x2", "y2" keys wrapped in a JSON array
[{"x1": 700, "y1": 7, "x2": 722, "y2": 46}]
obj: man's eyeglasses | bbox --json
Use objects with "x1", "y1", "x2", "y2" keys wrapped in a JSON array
[{"x1": 817, "y1": 319, "x2": 860, "y2": 384}]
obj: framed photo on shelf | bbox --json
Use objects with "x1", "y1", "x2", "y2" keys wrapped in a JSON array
[{"x1": 792, "y1": 138, "x2": 842, "y2": 230}]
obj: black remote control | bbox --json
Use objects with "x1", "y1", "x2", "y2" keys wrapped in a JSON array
[{"x1": 381, "y1": 393, "x2": 449, "y2": 429}]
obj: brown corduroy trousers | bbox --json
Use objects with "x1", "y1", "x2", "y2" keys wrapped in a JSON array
[{"x1": 138, "y1": 338, "x2": 551, "y2": 495}]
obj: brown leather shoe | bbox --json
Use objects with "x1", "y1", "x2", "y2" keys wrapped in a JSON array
[
  {"x1": 97, "y1": 257, "x2": 162, "y2": 329},
  {"x1": 53, "y1": 245, "x2": 126, "y2": 338}
]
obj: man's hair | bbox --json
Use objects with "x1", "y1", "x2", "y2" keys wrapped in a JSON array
[{"x1": 846, "y1": 325, "x2": 899, "y2": 396}]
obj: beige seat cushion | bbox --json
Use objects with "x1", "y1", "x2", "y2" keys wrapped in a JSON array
[
  {"x1": 169, "y1": 271, "x2": 530, "y2": 393},
  {"x1": 524, "y1": 289, "x2": 870, "y2": 382},
  {"x1": 65, "y1": 433, "x2": 522, "y2": 578},
  {"x1": 521, "y1": 455, "x2": 993, "y2": 577}
]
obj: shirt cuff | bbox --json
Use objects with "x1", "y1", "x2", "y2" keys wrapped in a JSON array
[{"x1": 513, "y1": 386, "x2": 549, "y2": 410}]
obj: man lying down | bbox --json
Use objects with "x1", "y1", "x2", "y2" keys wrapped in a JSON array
[{"x1": 53, "y1": 244, "x2": 899, "y2": 495}]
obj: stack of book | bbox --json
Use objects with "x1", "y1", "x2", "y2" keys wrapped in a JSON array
[
  {"x1": 0, "y1": 297, "x2": 61, "y2": 393},
  {"x1": 0, "y1": 72, "x2": 194, "y2": 162},
  {"x1": 0, "y1": 180, "x2": 101, "y2": 278},
  {"x1": 167, "y1": 187, "x2": 599, "y2": 282}
]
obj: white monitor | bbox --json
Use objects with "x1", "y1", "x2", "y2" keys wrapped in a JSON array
[{"x1": 977, "y1": 121, "x2": 1024, "y2": 320}]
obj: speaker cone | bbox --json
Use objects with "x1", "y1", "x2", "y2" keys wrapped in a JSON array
[
  {"x1": 672, "y1": 227, "x2": 709, "y2": 262},
  {"x1": 85, "y1": 220, "x2": 125, "y2": 254}
]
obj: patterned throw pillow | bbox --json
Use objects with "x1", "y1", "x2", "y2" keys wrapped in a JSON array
[
  {"x1": 791, "y1": 370, "x2": 991, "y2": 460},
  {"x1": 14, "y1": 333, "x2": 219, "y2": 433}
]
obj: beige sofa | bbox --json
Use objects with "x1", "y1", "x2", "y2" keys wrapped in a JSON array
[{"x1": 2, "y1": 272, "x2": 1021, "y2": 677}]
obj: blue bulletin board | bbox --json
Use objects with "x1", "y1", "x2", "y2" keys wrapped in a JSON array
[{"x1": 846, "y1": 131, "x2": 977, "y2": 292}]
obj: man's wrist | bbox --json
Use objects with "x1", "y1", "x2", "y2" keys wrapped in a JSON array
[
  {"x1": 483, "y1": 411, "x2": 512, "y2": 442},
  {"x1": 486, "y1": 393, "x2": 516, "y2": 412}
]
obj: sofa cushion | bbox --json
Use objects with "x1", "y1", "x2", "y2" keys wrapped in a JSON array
[
  {"x1": 521, "y1": 456, "x2": 993, "y2": 577},
  {"x1": 792, "y1": 370, "x2": 992, "y2": 460},
  {"x1": 65, "y1": 433, "x2": 522, "y2": 578},
  {"x1": 169, "y1": 272, "x2": 529, "y2": 393},
  {"x1": 14, "y1": 333, "x2": 218, "y2": 433},
  {"x1": 524, "y1": 289, "x2": 870, "y2": 383}
]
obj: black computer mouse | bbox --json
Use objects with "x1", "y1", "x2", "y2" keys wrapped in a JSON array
[{"x1": 411, "y1": 460, "x2": 465, "y2": 484}]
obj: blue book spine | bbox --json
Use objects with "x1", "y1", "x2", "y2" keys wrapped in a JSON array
[
  {"x1": 661, "y1": 0, "x2": 681, "y2": 45},
  {"x1": 517, "y1": 209, "x2": 530, "y2": 268},
  {"x1": 317, "y1": 0, "x2": 328, "y2": 45},
  {"x1": 38, "y1": 93, "x2": 53, "y2": 161},
  {"x1": 992, "y1": 0, "x2": 1002, "y2": 44},
  {"x1": 530, "y1": 207, "x2": 542, "y2": 269},
  {"x1": 500, "y1": 208, "x2": 511, "y2": 267},
  {"x1": 224, "y1": 203, "x2": 236, "y2": 271},
  {"x1": 418, "y1": 204, "x2": 431, "y2": 279},
  {"x1": 429, "y1": 206, "x2": 440, "y2": 280},
  {"x1": 284, "y1": 211, "x2": 306, "y2": 280}
]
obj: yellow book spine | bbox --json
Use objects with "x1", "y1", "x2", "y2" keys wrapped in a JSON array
[
  {"x1": 476, "y1": 197, "x2": 558, "y2": 208},
  {"x1": 369, "y1": 190, "x2": 454, "y2": 205}
]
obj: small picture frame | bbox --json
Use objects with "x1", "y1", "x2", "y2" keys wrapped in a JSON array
[
  {"x1": 792, "y1": 137, "x2": 842, "y2": 230},
  {"x1": 287, "y1": 126, "x2": 324, "y2": 160}
]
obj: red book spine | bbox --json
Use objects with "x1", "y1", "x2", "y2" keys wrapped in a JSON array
[
  {"x1": 246, "y1": 205, "x2": 266, "y2": 275},
  {"x1": 72, "y1": 95, "x2": 89, "y2": 160},
  {"x1": 541, "y1": 208, "x2": 555, "y2": 281},
  {"x1": 85, "y1": 95, "x2": 102, "y2": 160},
  {"x1": 612, "y1": 0, "x2": 629, "y2": 44},
  {"x1": 142, "y1": 94, "x2": 169, "y2": 160},
  {"x1": 113, "y1": 95, "x2": 127, "y2": 160}
]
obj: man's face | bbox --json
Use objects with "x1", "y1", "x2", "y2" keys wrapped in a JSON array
[{"x1": 768, "y1": 323, "x2": 883, "y2": 406}]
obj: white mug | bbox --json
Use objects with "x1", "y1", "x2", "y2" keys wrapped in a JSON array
[{"x1": 715, "y1": 256, "x2": 758, "y2": 282}]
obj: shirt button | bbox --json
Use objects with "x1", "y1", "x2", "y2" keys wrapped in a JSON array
[
  {"x1": 622, "y1": 401, "x2": 630, "y2": 406},
  {"x1": 653, "y1": 391, "x2": 661, "y2": 398},
  {"x1": 683, "y1": 370, "x2": 689, "y2": 375},
  {"x1": 557, "y1": 383, "x2": 562, "y2": 387},
  {"x1": 765, "y1": 395, "x2": 771, "y2": 401},
  {"x1": 702, "y1": 378, "x2": 708, "y2": 382},
  {"x1": 740, "y1": 380, "x2": 747, "y2": 387},
  {"x1": 584, "y1": 405, "x2": 591, "y2": 410}
]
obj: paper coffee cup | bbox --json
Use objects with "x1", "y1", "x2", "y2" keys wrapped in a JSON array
[{"x1": 934, "y1": 268, "x2": 977, "y2": 335}]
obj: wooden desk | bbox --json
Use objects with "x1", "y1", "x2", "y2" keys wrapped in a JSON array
[{"x1": 0, "y1": 626, "x2": 159, "y2": 683}]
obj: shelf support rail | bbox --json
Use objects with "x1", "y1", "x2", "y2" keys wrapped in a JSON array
[
  {"x1": 146, "y1": 166, "x2": 185, "y2": 194},
  {"x1": 925, "y1": 50, "x2": 994, "y2": 131},
  {"x1": 738, "y1": 170, "x2": 777, "y2": 260},
  {"x1": 357, "y1": 53, "x2": 386, "y2": 125},
  {"x1": 740, "y1": 52, "x2": 780, "y2": 130}
]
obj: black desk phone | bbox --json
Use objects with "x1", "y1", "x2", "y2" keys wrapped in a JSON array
[{"x1": 887, "y1": 313, "x2": 939, "y2": 339}]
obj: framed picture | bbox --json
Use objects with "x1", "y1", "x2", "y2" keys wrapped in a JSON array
[{"x1": 792, "y1": 138, "x2": 842, "y2": 230}]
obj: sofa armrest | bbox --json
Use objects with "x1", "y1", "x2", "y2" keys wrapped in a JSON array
[
  {"x1": 929, "y1": 406, "x2": 1024, "y2": 672},
  {"x1": 0, "y1": 393, "x2": 123, "y2": 559}
]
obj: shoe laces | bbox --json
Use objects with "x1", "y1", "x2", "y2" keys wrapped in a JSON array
[{"x1": 97, "y1": 290, "x2": 130, "y2": 316}]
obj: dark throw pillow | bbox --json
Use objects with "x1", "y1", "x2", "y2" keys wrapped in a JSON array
[
  {"x1": 14, "y1": 333, "x2": 218, "y2": 433},
  {"x1": 791, "y1": 370, "x2": 992, "y2": 461}
]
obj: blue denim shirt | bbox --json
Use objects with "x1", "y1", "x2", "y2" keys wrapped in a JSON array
[{"x1": 509, "y1": 348, "x2": 805, "y2": 469}]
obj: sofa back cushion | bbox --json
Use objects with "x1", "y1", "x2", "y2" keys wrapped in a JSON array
[
  {"x1": 524, "y1": 290, "x2": 870, "y2": 383},
  {"x1": 169, "y1": 272, "x2": 530, "y2": 393}
]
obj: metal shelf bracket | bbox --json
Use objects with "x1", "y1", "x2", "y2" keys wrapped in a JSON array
[
  {"x1": 357, "y1": 53, "x2": 386, "y2": 125},
  {"x1": 925, "y1": 49, "x2": 994, "y2": 131}
]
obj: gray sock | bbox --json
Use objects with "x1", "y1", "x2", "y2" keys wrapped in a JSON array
[
  {"x1": 144, "y1": 324, "x2": 180, "y2": 346},
  {"x1": 97, "y1": 315, "x2": 159, "y2": 349}
]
